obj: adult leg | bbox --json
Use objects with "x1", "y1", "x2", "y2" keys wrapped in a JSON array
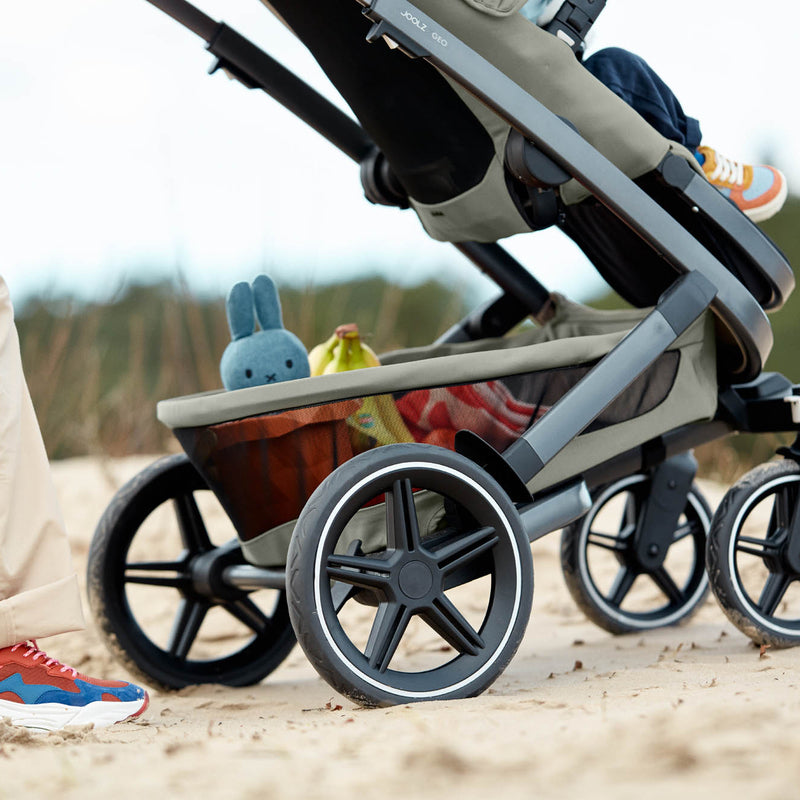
[
  {"x1": 583, "y1": 47, "x2": 702, "y2": 150},
  {"x1": 0, "y1": 276, "x2": 85, "y2": 648}
]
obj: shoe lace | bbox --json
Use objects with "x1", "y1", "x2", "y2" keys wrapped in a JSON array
[
  {"x1": 10, "y1": 641, "x2": 78, "y2": 678},
  {"x1": 709, "y1": 152, "x2": 745, "y2": 186}
]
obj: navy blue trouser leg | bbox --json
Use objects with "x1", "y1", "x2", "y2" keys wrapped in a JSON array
[{"x1": 583, "y1": 47, "x2": 702, "y2": 150}]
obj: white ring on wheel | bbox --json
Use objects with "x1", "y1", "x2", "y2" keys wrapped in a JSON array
[
  {"x1": 312, "y1": 461, "x2": 524, "y2": 700},
  {"x1": 577, "y1": 475, "x2": 710, "y2": 629},
  {"x1": 727, "y1": 474, "x2": 800, "y2": 636}
]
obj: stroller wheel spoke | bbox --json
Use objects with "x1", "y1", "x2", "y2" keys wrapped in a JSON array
[
  {"x1": 421, "y1": 595, "x2": 484, "y2": 656},
  {"x1": 773, "y1": 486, "x2": 793, "y2": 530},
  {"x1": 587, "y1": 531, "x2": 626, "y2": 552},
  {"x1": 735, "y1": 543, "x2": 772, "y2": 559},
  {"x1": 621, "y1": 493, "x2": 639, "y2": 533},
  {"x1": 126, "y1": 558, "x2": 189, "y2": 572},
  {"x1": 167, "y1": 598, "x2": 209, "y2": 659},
  {"x1": 124, "y1": 573, "x2": 191, "y2": 590},
  {"x1": 651, "y1": 566, "x2": 684, "y2": 606},
  {"x1": 222, "y1": 598, "x2": 272, "y2": 635},
  {"x1": 331, "y1": 581, "x2": 359, "y2": 612},
  {"x1": 326, "y1": 553, "x2": 394, "y2": 595},
  {"x1": 364, "y1": 602, "x2": 412, "y2": 673},
  {"x1": 386, "y1": 479, "x2": 422, "y2": 553},
  {"x1": 173, "y1": 492, "x2": 213, "y2": 554},
  {"x1": 737, "y1": 534, "x2": 782, "y2": 552},
  {"x1": 607, "y1": 567, "x2": 637, "y2": 607},
  {"x1": 432, "y1": 526, "x2": 499, "y2": 574},
  {"x1": 758, "y1": 572, "x2": 792, "y2": 616}
]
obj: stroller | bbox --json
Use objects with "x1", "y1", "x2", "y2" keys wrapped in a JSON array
[{"x1": 88, "y1": 0, "x2": 799, "y2": 706}]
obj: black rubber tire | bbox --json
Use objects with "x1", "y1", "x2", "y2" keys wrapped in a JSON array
[
  {"x1": 286, "y1": 444, "x2": 533, "y2": 706},
  {"x1": 707, "y1": 459, "x2": 800, "y2": 648},
  {"x1": 87, "y1": 454, "x2": 296, "y2": 689},
  {"x1": 561, "y1": 475, "x2": 711, "y2": 635}
]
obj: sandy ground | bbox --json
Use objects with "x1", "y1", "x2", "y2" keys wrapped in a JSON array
[{"x1": 3, "y1": 455, "x2": 800, "y2": 800}]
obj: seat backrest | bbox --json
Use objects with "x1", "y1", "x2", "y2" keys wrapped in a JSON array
[{"x1": 263, "y1": 0, "x2": 498, "y2": 207}]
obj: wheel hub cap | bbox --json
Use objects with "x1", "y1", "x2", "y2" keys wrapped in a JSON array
[{"x1": 398, "y1": 561, "x2": 434, "y2": 599}]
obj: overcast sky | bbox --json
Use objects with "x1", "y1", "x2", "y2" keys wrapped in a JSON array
[{"x1": 1, "y1": 0, "x2": 796, "y2": 305}]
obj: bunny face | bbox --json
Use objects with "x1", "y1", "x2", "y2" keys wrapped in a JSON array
[{"x1": 220, "y1": 275, "x2": 311, "y2": 391}]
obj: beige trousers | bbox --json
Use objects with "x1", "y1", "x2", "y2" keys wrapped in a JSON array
[{"x1": 0, "y1": 277, "x2": 85, "y2": 648}]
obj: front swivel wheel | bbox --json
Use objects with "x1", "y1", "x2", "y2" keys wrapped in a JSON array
[
  {"x1": 707, "y1": 459, "x2": 800, "y2": 647},
  {"x1": 287, "y1": 444, "x2": 533, "y2": 706},
  {"x1": 561, "y1": 474, "x2": 711, "y2": 634}
]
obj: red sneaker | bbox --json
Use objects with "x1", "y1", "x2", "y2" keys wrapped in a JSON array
[{"x1": 0, "y1": 641, "x2": 149, "y2": 731}]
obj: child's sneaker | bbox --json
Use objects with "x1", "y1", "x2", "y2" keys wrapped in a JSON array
[
  {"x1": 696, "y1": 146, "x2": 788, "y2": 223},
  {"x1": 0, "y1": 641, "x2": 149, "y2": 731}
]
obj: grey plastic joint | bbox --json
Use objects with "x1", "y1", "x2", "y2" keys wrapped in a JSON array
[
  {"x1": 518, "y1": 480, "x2": 592, "y2": 543},
  {"x1": 657, "y1": 270, "x2": 717, "y2": 336}
]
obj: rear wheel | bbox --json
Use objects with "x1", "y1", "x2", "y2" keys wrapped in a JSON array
[
  {"x1": 287, "y1": 444, "x2": 533, "y2": 706},
  {"x1": 87, "y1": 454, "x2": 296, "y2": 689}
]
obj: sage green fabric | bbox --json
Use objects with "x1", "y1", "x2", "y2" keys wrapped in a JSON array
[
  {"x1": 400, "y1": 3, "x2": 706, "y2": 241},
  {"x1": 409, "y1": 154, "x2": 531, "y2": 242},
  {"x1": 527, "y1": 311, "x2": 717, "y2": 492},
  {"x1": 422, "y1": 3, "x2": 669, "y2": 176},
  {"x1": 460, "y1": 0, "x2": 529, "y2": 16}
]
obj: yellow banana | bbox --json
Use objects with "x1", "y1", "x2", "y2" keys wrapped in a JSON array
[
  {"x1": 311, "y1": 324, "x2": 381, "y2": 375},
  {"x1": 323, "y1": 335, "x2": 352, "y2": 374},
  {"x1": 307, "y1": 331, "x2": 339, "y2": 376}
]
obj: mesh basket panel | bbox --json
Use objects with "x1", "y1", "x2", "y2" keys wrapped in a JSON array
[{"x1": 175, "y1": 351, "x2": 679, "y2": 544}]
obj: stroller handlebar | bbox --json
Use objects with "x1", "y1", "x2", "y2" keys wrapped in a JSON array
[{"x1": 144, "y1": 0, "x2": 218, "y2": 41}]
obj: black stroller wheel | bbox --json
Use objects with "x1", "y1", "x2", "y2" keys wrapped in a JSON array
[
  {"x1": 286, "y1": 444, "x2": 533, "y2": 706},
  {"x1": 561, "y1": 474, "x2": 711, "y2": 634},
  {"x1": 87, "y1": 454, "x2": 295, "y2": 689},
  {"x1": 707, "y1": 459, "x2": 800, "y2": 648}
]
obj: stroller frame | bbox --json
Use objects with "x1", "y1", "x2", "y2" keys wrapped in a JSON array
[{"x1": 87, "y1": 0, "x2": 800, "y2": 704}]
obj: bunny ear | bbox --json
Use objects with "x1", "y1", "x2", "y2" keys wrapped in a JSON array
[
  {"x1": 252, "y1": 274, "x2": 284, "y2": 331},
  {"x1": 226, "y1": 281, "x2": 255, "y2": 341}
]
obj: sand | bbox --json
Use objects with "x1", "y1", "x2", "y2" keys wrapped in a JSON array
[{"x1": 3, "y1": 455, "x2": 799, "y2": 799}]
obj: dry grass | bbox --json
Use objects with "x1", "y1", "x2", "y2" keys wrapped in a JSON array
[{"x1": 17, "y1": 277, "x2": 468, "y2": 459}]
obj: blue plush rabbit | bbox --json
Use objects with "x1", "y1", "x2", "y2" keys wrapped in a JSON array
[{"x1": 220, "y1": 274, "x2": 310, "y2": 390}]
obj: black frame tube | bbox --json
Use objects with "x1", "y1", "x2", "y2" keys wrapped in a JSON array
[
  {"x1": 207, "y1": 24, "x2": 374, "y2": 163},
  {"x1": 144, "y1": 0, "x2": 218, "y2": 39}
]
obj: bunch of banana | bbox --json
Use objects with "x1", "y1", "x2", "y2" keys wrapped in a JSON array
[
  {"x1": 308, "y1": 324, "x2": 414, "y2": 450},
  {"x1": 308, "y1": 323, "x2": 381, "y2": 376}
]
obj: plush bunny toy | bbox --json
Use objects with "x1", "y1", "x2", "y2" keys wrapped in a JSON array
[{"x1": 220, "y1": 274, "x2": 310, "y2": 390}]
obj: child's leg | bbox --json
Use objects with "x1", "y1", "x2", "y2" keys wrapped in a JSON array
[
  {"x1": 582, "y1": 47, "x2": 702, "y2": 150},
  {"x1": 0, "y1": 276, "x2": 85, "y2": 648}
]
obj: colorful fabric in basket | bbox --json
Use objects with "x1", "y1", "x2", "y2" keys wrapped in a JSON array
[{"x1": 396, "y1": 381, "x2": 546, "y2": 451}]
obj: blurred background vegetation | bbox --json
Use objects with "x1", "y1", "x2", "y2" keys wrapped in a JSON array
[
  {"x1": 18, "y1": 276, "x2": 469, "y2": 459},
  {"x1": 17, "y1": 196, "x2": 800, "y2": 484}
]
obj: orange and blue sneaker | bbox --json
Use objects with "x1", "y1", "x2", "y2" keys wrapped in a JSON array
[
  {"x1": 0, "y1": 641, "x2": 149, "y2": 731},
  {"x1": 696, "y1": 146, "x2": 788, "y2": 223}
]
